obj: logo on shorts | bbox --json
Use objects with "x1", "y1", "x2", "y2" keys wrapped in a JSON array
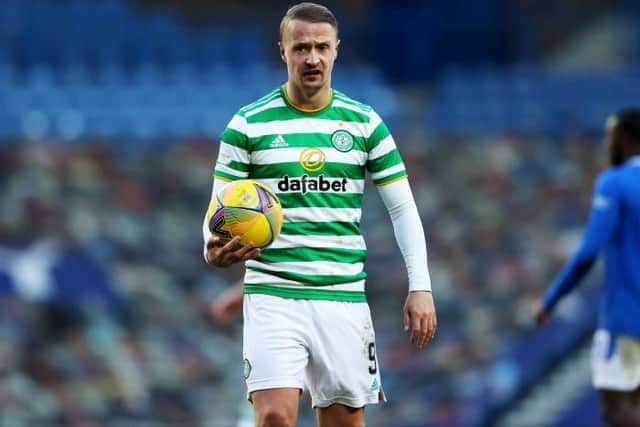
[
  {"x1": 331, "y1": 130, "x2": 354, "y2": 152},
  {"x1": 370, "y1": 377, "x2": 379, "y2": 391},
  {"x1": 243, "y1": 358, "x2": 252, "y2": 379}
]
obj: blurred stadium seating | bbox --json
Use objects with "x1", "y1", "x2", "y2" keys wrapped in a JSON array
[
  {"x1": 1, "y1": 0, "x2": 639, "y2": 426},
  {"x1": 0, "y1": 62, "x2": 398, "y2": 140},
  {"x1": 427, "y1": 66, "x2": 640, "y2": 134},
  {"x1": 0, "y1": 136, "x2": 606, "y2": 427}
]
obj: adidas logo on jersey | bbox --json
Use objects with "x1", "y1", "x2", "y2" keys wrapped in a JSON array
[
  {"x1": 277, "y1": 175, "x2": 347, "y2": 194},
  {"x1": 270, "y1": 135, "x2": 288, "y2": 148}
]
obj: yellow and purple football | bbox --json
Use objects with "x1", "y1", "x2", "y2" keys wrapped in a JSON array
[{"x1": 206, "y1": 179, "x2": 283, "y2": 248}]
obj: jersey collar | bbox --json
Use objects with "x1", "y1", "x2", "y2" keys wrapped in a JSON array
[{"x1": 281, "y1": 85, "x2": 333, "y2": 114}]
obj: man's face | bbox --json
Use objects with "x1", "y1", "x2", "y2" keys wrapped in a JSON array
[
  {"x1": 605, "y1": 115, "x2": 625, "y2": 166},
  {"x1": 279, "y1": 19, "x2": 339, "y2": 94}
]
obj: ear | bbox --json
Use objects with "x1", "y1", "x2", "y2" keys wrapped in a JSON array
[
  {"x1": 278, "y1": 41, "x2": 286, "y2": 64},
  {"x1": 335, "y1": 39, "x2": 340, "y2": 60}
]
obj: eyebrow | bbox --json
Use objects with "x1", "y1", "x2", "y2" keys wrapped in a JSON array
[{"x1": 292, "y1": 40, "x2": 332, "y2": 47}]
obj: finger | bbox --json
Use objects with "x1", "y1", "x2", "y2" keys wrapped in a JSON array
[
  {"x1": 220, "y1": 251, "x2": 239, "y2": 266},
  {"x1": 225, "y1": 242, "x2": 252, "y2": 265},
  {"x1": 418, "y1": 316, "x2": 430, "y2": 348},
  {"x1": 429, "y1": 314, "x2": 437, "y2": 339},
  {"x1": 242, "y1": 248, "x2": 261, "y2": 261},
  {"x1": 425, "y1": 315, "x2": 435, "y2": 346},
  {"x1": 235, "y1": 242, "x2": 257, "y2": 259},
  {"x1": 223, "y1": 236, "x2": 242, "y2": 252},
  {"x1": 207, "y1": 237, "x2": 230, "y2": 266},
  {"x1": 410, "y1": 312, "x2": 421, "y2": 346},
  {"x1": 206, "y1": 236, "x2": 224, "y2": 249},
  {"x1": 205, "y1": 246, "x2": 220, "y2": 265},
  {"x1": 424, "y1": 313, "x2": 434, "y2": 338},
  {"x1": 403, "y1": 309, "x2": 410, "y2": 332},
  {"x1": 216, "y1": 237, "x2": 241, "y2": 264},
  {"x1": 210, "y1": 245, "x2": 234, "y2": 266}
]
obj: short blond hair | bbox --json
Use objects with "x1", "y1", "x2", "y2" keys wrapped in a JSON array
[{"x1": 279, "y1": 2, "x2": 338, "y2": 41}]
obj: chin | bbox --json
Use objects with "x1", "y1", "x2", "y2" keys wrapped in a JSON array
[{"x1": 301, "y1": 80, "x2": 326, "y2": 90}]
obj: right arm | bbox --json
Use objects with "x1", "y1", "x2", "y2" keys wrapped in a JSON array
[
  {"x1": 204, "y1": 113, "x2": 260, "y2": 267},
  {"x1": 536, "y1": 171, "x2": 620, "y2": 322}
]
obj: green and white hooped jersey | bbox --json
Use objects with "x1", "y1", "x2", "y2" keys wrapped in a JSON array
[{"x1": 214, "y1": 86, "x2": 407, "y2": 302}]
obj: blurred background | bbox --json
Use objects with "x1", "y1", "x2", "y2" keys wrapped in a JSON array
[{"x1": 1, "y1": 0, "x2": 639, "y2": 426}]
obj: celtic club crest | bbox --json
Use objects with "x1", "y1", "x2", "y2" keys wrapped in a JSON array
[{"x1": 331, "y1": 130, "x2": 354, "y2": 152}]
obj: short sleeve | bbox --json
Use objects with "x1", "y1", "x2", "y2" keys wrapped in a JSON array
[
  {"x1": 214, "y1": 113, "x2": 251, "y2": 182},
  {"x1": 365, "y1": 110, "x2": 407, "y2": 186}
]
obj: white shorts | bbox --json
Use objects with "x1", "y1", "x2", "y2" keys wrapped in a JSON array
[
  {"x1": 592, "y1": 329, "x2": 640, "y2": 391},
  {"x1": 242, "y1": 294, "x2": 385, "y2": 408}
]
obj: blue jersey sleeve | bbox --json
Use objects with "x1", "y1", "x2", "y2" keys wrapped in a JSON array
[{"x1": 543, "y1": 171, "x2": 621, "y2": 311}]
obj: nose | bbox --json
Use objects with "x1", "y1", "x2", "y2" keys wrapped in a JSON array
[{"x1": 306, "y1": 49, "x2": 320, "y2": 66}]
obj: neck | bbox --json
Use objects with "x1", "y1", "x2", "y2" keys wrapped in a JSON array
[
  {"x1": 623, "y1": 141, "x2": 640, "y2": 161},
  {"x1": 285, "y1": 81, "x2": 332, "y2": 111},
  {"x1": 627, "y1": 149, "x2": 640, "y2": 160}
]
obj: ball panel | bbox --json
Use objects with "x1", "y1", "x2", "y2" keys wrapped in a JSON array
[
  {"x1": 254, "y1": 183, "x2": 270, "y2": 214},
  {"x1": 265, "y1": 204, "x2": 283, "y2": 240},
  {"x1": 209, "y1": 209, "x2": 232, "y2": 242},
  {"x1": 237, "y1": 211, "x2": 273, "y2": 247},
  {"x1": 219, "y1": 180, "x2": 261, "y2": 210},
  {"x1": 252, "y1": 181, "x2": 283, "y2": 240},
  {"x1": 206, "y1": 195, "x2": 220, "y2": 226},
  {"x1": 207, "y1": 196, "x2": 234, "y2": 241},
  {"x1": 223, "y1": 207, "x2": 263, "y2": 234}
]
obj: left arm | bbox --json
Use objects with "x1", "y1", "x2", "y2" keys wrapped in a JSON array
[
  {"x1": 366, "y1": 110, "x2": 436, "y2": 348},
  {"x1": 378, "y1": 178, "x2": 436, "y2": 348}
]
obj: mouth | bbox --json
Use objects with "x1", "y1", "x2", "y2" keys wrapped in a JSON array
[{"x1": 303, "y1": 70, "x2": 322, "y2": 78}]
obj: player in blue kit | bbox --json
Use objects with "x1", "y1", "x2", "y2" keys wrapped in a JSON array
[{"x1": 535, "y1": 109, "x2": 640, "y2": 427}]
